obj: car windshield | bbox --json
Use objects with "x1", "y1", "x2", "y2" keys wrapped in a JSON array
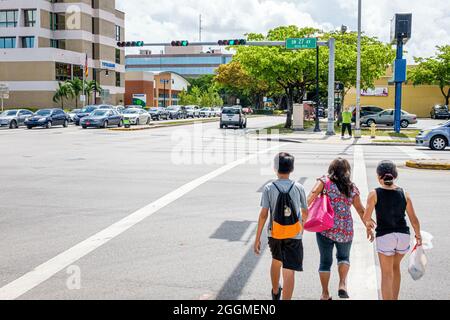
[
  {"x1": 167, "y1": 107, "x2": 177, "y2": 111},
  {"x1": 1, "y1": 110, "x2": 17, "y2": 116},
  {"x1": 99, "y1": 106, "x2": 111, "y2": 109},
  {"x1": 222, "y1": 108, "x2": 239, "y2": 114},
  {"x1": 91, "y1": 110, "x2": 108, "y2": 116},
  {"x1": 36, "y1": 110, "x2": 52, "y2": 116},
  {"x1": 149, "y1": 108, "x2": 158, "y2": 111},
  {"x1": 81, "y1": 106, "x2": 97, "y2": 113},
  {"x1": 123, "y1": 109, "x2": 139, "y2": 114}
]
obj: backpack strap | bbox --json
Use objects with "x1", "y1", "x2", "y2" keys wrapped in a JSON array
[{"x1": 273, "y1": 182, "x2": 295, "y2": 194}]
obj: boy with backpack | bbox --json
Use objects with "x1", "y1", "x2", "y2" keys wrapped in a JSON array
[{"x1": 254, "y1": 152, "x2": 309, "y2": 300}]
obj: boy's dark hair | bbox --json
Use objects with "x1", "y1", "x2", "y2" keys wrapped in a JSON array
[
  {"x1": 376, "y1": 160, "x2": 398, "y2": 186},
  {"x1": 275, "y1": 152, "x2": 295, "y2": 174}
]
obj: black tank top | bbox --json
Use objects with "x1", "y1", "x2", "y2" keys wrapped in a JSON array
[{"x1": 375, "y1": 188, "x2": 410, "y2": 237}]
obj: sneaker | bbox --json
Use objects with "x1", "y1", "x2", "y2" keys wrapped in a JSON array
[{"x1": 271, "y1": 287, "x2": 282, "y2": 300}]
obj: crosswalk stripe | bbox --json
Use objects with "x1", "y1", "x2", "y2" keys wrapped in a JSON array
[{"x1": 397, "y1": 146, "x2": 432, "y2": 160}]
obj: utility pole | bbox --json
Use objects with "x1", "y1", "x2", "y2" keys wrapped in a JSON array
[
  {"x1": 314, "y1": 42, "x2": 321, "y2": 132},
  {"x1": 355, "y1": 0, "x2": 362, "y2": 138},
  {"x1": 326, "y1": 38, "x2": 336, "y2": 135},
  {"x1": 199, "y1": 14, "x2": 202, "y2": 42}
]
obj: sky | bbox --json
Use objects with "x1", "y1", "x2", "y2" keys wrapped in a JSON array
[{"x1": 116, "y1": 0, "x2": 450, "y2": 63}]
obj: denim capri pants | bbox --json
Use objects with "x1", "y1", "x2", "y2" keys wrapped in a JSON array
[{"x1": 316, "y1": 233, "x2": 352, "y2": 272}]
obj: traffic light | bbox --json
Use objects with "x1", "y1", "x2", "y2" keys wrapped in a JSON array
[
  {"x1": 171, "y1": 40, "x2": 189, "y2": 47},
  {"x1": 117, "y1": 41, "x2": 145, "y2": 47},
  {"x1": 218, "y1": 39, "x2": 246, "y2": 46}
]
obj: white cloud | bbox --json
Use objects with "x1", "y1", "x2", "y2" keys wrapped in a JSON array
[{"x1": 116, "y1": 0, "x2": 450, "y2": 62}]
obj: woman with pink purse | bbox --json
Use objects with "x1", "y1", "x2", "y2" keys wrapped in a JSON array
[{"x1": 307, "y1": 158, "x2": 366, "y2": 300}]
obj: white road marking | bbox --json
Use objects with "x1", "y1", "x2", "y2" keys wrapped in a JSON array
[
  {"x1": 397, "y1": 146, "x2": 432, "y2": 160},
  {"x1": 0, "y1": 143, "x2": 286, "y2": 300},
  {"x1": 348, "y1": 145, "x2": 379, "y2": 300}
]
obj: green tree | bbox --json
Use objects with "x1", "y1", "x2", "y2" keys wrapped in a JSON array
[
  {"x1": 84, "y1": 80, "x2": 102, "y2": 105},
  {"x1": 67, "y1": 78, "x2": 84, "y2": 108},
  {"x1": 410, "y1": 45, "x2": 450, "y2": 106},
  {"x1": 53, "y1": 82, "x2": 73, "y2": 109},
  {"x1": 187, "y1": 75, "x2": 215, "y2": 93}
]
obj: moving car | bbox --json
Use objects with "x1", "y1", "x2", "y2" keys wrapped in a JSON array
[
  {"x1": 67, "y1": 109, "x2": 81, "y2": 122},
  {"x1": 73, "y1": 105, "x2": 99, "y2": 125},
  {"x1": 360, "y1": 109, "x2": 417, "y2": 128},
  {"x1": 148, "y1": 107, "x2": 169, "y2": 121},
  {"x1": 430, "y1": 105, "x2": 449, "y2": 119},
  {"x1": 351, "y1": 105, "x2": 384, "y2": 121},
  {"x1": 122, "y1": 108, "x2": 150, "y2": 125},
  {"x1": 242, "y1": 107, "x2": 253, "y2": 114},
  {"x1": 25, "y1": 109, "x2": 69, "y2": 129},
  {"x1": 80, "y1": 109, "x2": 123, "y2": 128},
  {"x1": 220, "y1": 107, "x2": 247, "y2": 129},
  {"x1": 185, "y1": 105, "x2": 200, "y2": 118},
  {"x1": 0, "y1": 109, "x2": 34, "y2": 128},
  {"x1": 416, "y1": 120, "x2": 450, "y2": 150},
  {"x1": 167, "y1": 106, "x2": 187, "y2": 119}
]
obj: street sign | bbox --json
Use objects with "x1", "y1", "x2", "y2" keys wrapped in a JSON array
[
  {"x1": 1, "y1": 93, "x2": 9, "y2": 99},
  {"x1": 286, "y1": 38, "x2": 317, "y2": 50}
]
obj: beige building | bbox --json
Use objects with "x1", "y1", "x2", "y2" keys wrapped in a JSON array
[{"x1": 0, "y1": 0, "x2": 125, "y2": 109}]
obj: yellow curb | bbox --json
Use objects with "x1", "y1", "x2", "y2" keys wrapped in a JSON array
[{"x1": 406, "y1": 160, "x2": 450, "y2": 170}]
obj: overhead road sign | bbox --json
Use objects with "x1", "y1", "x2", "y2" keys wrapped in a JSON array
[{"x1": 286, "y1": 38, "x2": 317, "y2": 50}]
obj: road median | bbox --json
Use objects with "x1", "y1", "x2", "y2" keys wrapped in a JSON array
[{"x1": 406, "y1": 159, "x2": 450, "y2": 170}]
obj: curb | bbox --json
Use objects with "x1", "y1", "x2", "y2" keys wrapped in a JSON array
[
  {"x1": 406, "y1": 160, "x2": 450, "y2": 170},
  {"x1": 108, "y1": 118, "x2": 221, "y2": 132}
]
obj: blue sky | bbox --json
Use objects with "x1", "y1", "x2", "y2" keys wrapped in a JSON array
[{"x1": 117, "y1": 0, "x2": 450, "y2": 63}]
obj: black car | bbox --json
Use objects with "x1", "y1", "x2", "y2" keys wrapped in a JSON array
[
  {"x1": 80, "y1": 109, "x2": 123, "y2": 128},
  {"x1": 352, "y1": 106, "x2": 384, "y2": 121},
  {"x1": 430, "y1": 105, "x2": 449, "y2": 119},
  {"x1": 167, "y1": 106, "x2": 187, "y2": 119},
  {"x1": 25, "y1": 109, "x2": 69, "y2": 129},
  {"x1": 73, "y1": 105, "x2": 99, "y2": 125},
  {"x1": 148, "y1": 107, "x2": 170, "y2": 121}
]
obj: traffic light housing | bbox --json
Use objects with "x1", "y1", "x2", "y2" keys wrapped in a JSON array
[
  {"x1": 117, "y1": 41, "x2": 145, "y2": 47},
  {"x1": 171, "y1": 40, "x2": 189, "y2": 47},
  {"x1": 218, "y1": 39, "x2": 246, "y2": 46}
]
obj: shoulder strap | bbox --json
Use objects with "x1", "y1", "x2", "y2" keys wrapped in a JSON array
[
  {"x1": 287, "y1": 182, "x2": 295, "y2": 193},
  {"x1": 272, "y1": 183, "x2": 281, "y2": 193},
  {"x1": 273, "y1": 182, "x2": 295, "y2": 194}
]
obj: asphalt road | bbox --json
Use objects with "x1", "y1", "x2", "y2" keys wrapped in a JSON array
[{"x1": 0, "y1": 116, "x2": 449, "y2": 300}]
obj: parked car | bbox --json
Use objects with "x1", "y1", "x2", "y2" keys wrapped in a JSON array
[
  {"x1": 416, "y1": 120, "x2": 450, "y2": 150},
  {"x1": 242, "y1": 107, "x2": 253, "y2": 114},
  {"x1": 351, "y1": 105, "x2": 384, "y2": 121},
  {"x1": 67, "y1": 109, "x2": 81, "y2": 123},
  {"x1": 122, "y1": 108, "x2": 150, "y2": 125},
  {"x1": 148, "y1": 107, "x2": 169, "y2": 121},
  {"x1": 74, "y1": 105, "x2": 99, "y2": 125},
  {"x1": 360, "y1": 109, "x2": 417, "y2": 128},
  {"x1": 80, "y1": 109, "x2": 123, "y2": 128},
  {"x1": 125, "y1": 105, "x2": 143, "y2": 109},
  {"x1": 220, "y1": 107, "x2": 247, "y2": 129},
  {"x1": 167, "y1": 106, "x2": 187, "y2": 119},
  {"x1": 199, "y1": 107, "x2": 213, "y2": 118},
  {"x1": 25, "y1": 109, "x2": 70, "y2": 129},
  {"x1": 0, "y1": 109, "x2": 34, "y2": 128},
  {"x1": 185, "y1": 105, "x2": 200, "y2": 118},
  {"x1": 213, "y1": 107, "x2": 222, "y2": 117},
  {"x1": 430, "y1": 105, "x2": 450, "y2": 119},
  {"x1": 98, "y1": 105, "x2": 114, "y2": 110},
  {"x1": 114, "y1": 105, "x2": 125, "y2": 114}
]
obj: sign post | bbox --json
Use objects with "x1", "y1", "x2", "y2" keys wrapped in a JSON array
[{"x1": 0, "y1": 83, "x2": 9, "y2": 112}]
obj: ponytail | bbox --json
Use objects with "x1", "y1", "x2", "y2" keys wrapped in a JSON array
[{"x1": 377, "y1": 161, "x2": 398, "y2": 186}]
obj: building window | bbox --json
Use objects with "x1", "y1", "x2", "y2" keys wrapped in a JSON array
[
  {"x1": 115, "y1": 49, "x2": 121, "y2": 64},
  {"x1": 115, "y1": 25, "x2": 121, "y2": 41},
  {"x1": 24, "y1": 9, "x2": 36, "y2": 27},
  {"x1": 0, "y1": 10, "x2": 18, "y2": 28},
  {"x1": 115, "y1": 72, "x2": 121, "y2": 87},
  {"x1": 0, "y1": 37, "x2": 16, "y2": 48},
  {"x1": 73, "y1": 65, "x2": 84, "y2": 80},
  {"x1": 50, "y1": 39, "x2": 66, "y2": 49},
  {"x1": 21, "y1": 36, "x2": 34, "y2": 48},
  {"x1": 55, "y1": 62, "x2": 72, "y2": 81}
]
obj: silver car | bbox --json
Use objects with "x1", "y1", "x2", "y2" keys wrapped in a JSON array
[
  {"x1": 416, "y1": 120, "x2": 450, "y2": 150},
  {"x1": 67, "y1": 109, "x2": 81, "y2": 122},
  {"x1": 360, "y1": 109, "x2": 417, "y2": 128},
  {"x1": 122, "y1": 108, "x2": 150, "y2": 125},
  {"x1": 0, "y1": 109, "x2": 34, "y2": 128}
]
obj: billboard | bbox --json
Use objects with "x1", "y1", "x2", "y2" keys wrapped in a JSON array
[
  {"x1": 132, "y1": 94, "x2": 147, "y2": 107},
  {"x1": 361, "y1": 87, "x2": 389, "y2": 97}
]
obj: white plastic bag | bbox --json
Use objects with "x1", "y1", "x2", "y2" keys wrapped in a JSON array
[
  {"x1": 408, "y1": 245, "x2": 427, "y2": 281},
  {"x1": 420, "y1": 231, "x2": 434, "y2": 250}
]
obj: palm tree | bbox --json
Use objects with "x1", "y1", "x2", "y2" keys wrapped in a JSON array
[
  {"x1": 53, "y1": 82, "x2": 73, "y2": 109},
  {"x1": 67, "y1": 78, "x2": 84, "y2": 108},
  {"x1": 84, "y1": 80, "x2": 102, "y2": 105}
]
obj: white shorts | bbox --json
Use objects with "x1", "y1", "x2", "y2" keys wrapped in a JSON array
[{"x1": 376, "y1": 233, "x2": 411, "y2": 256}]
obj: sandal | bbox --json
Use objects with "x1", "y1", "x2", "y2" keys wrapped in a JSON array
[{"x1": 338, "y1": 289, "x2": 349, "y2": 299}]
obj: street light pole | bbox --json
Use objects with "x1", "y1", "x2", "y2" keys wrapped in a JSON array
[
  {"x1": 355, "y1": 0, "x2": 362, "y2": 138},
  {"x1": 314, "y1": 43, "x2": 321, "y2": 132},
  {"x1": 326, "y1": 38, "x2": 336, "y2": 135}
]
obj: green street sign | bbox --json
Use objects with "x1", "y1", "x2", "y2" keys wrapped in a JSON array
[{"x1": 286, "y1": 38, "x2": 317, "y2": 50}]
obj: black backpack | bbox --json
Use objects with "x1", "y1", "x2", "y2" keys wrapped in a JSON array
[{"x1": 271, "y1": 182, "x2": 301, "y2": 240}]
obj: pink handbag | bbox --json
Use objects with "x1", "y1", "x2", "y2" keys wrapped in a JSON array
[{"x1": 304, "y1": 179, "x2": 335, "y2": 232}]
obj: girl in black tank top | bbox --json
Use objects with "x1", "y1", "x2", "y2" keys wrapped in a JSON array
[
  {"x1": 374, "y1": 188, "x2": 410, "y2": 237},
  {"x1": 362, "y1": 160, "x2": 422, "y2": 300}
]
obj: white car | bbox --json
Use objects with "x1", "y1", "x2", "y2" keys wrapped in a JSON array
[
  {"x1": 67, "y1": 109, "x2": 81, "y2": 122},
  {"x1": 220, "y1": 107, "x2": 247, "y2": 129},
  {"x1": 185, "y1": 105, "x2": 200, "y2": 118},
  {"x1": 122, "y1": 108, "x2": 150, "y2": 125},
  {"x1": 199, "y1": 108, "x2": 213, "y2": 118}
]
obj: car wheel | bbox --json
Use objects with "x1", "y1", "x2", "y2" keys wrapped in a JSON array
[
  {"x1": 27, "y1": 126, "x2": 32, "y2": 129},
  {"x1": 9, "y1": 120, "x2": 17, "y2": 129},
  {"x1": 430, "y1": 136, "x2": 448, "y2": 151},
  {"x1": 46, "y1": 121, "x2": 52, "y2": 129},
  {"x1": 244, "y1": 122, "x2": 247, "y2": 128},
  {"x1": 220, "y1": 124, "x2": 224, "y2": 129},
  {"x1": 118, "y1": 120, "x2": 123, "y2": 127},
  {"x1": 136, "y1": 119, "x2": 140, "y2": 126},
  {"x1": 400, "y1": 120, "x2": 409, "y2": 128},
  {"x1": 146, "y1": 117, "x2": 150, "y2": 125},
  {"x1": 366, "y1": 119, "x2": 375, "y2": 127},
  {"x1": 82, "y1": 125, "x2": 87, "y2": 129},
  {"x1": 63, "y1": 120, "x2": 68, "y2": 128},
  {"x1": 103, "y1": 121, "x2": 108, "y2": 128}
]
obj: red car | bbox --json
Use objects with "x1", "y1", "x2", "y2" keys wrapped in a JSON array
[{"x1": 242, "y1": 107, "x2": 253, "y2": 114}]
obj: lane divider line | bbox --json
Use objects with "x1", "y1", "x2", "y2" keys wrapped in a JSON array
[{"x1": 0, "y1": 143, "x2": 287, "y2": 300}]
